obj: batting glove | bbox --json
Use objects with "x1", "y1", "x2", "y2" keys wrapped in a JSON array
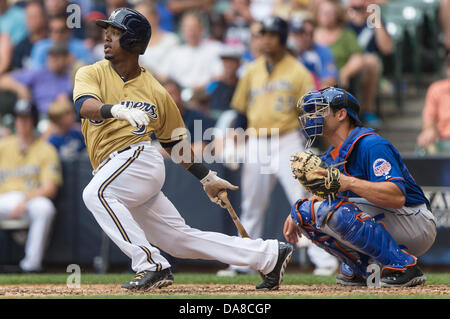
[
  {"x1": 111, "y1": 104, "x2": 149, "y2": 128},
  {"x1": 200, "y1": 170, "x2": 239, "y2": 207}
]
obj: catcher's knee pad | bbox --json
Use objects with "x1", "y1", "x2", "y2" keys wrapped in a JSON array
[
  {"x1": 327, "y1": 200, "x2": 417, "y2": 273},
  {"x1": 290, "y1": 198, "x2": 342, "y2": 230},
  {"x1": 290, "y1": 198, "x2": 368, "y2": 276}
]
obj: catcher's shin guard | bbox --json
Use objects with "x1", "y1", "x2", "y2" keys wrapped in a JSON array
[
  {"x1": 325, "y1": 200, "x2": 417, "y2": 274},
  {"x1": 290, "y1": 199, "x2": 369, "y2": 277}
]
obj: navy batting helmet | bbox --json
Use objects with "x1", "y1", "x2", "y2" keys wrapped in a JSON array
[
  {"x1": 260, "y1": 16, "x2": 288, "y2": 46},
  {"x1": 96, "y1": 7, "x2": 151, "y2": 55},
  {"x1": 13, "y1": 99, "x2": 39, "y2": 127}
]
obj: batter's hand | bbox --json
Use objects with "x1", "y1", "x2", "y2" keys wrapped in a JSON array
[
  {"x1": 283, "y1": 214, "x2": 302, "y2": 244},
  {"x1": 200, "y1": 170, "x2": 239, "y2": 207},
  {"x1": 111, "y1": 104, "x2": 149, "y2": 128}
]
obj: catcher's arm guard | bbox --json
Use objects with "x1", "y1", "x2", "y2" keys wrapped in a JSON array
[{"x1": 291, "y1": 152, "x2": 342, "y2": 201}]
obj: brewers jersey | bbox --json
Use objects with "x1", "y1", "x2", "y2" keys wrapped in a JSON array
[
  {"x1": 0, "y1": 136, "x2": 62, "y2": 194},
  {"x1": 231, "y1": 54, "x2": 314, "y2": 135},
  {"x1": 73, "y1": 60, "x2": 186, "y2": 169}
]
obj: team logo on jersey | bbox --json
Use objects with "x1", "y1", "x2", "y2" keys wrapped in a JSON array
[
  {"x1": 373, "y1": 158, "x2": 392, "y2": 177},
  {"x1": 121, "y1": 101, "x2": 158, "y2": 119}
]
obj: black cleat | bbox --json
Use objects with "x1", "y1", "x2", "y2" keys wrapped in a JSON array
[
  {"x1": 336, "y1": 273, "x2": 366, "y2": 286},
  {"x1": 256, "y1": 242, "x2": 294, "y2": 291},
  {"x1": 381, "y1": 265, "x2": 426, "y2": 287},
  {"x1": 122, "y1": 268, "x2": 174, "y2": 291}
]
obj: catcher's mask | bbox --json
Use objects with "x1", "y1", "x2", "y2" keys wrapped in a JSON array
[{"x1": 297, "y1": 87, "x2": 362, "y2": 148}]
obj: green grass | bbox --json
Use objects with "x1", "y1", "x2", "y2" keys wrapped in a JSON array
[{"x1": 1, "y1": 272, "x2": 450, "y2": 285}]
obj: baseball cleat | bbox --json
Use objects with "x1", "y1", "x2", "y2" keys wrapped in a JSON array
[
  {"x1": 336, "y1": 273, "x2": 366, "y2": 286},
  {"x1": 336, "y1": 263, "x2": 366, "y2": 286},
  {"x1": 381, "y1": 265, "x2": 426, "y2": 287},
  {"x1": 255, "y1": 242, "x2": 294, "y2": 291},
  {"x1": 122, "y1": 267, "x2": 174, "y2": 291}
]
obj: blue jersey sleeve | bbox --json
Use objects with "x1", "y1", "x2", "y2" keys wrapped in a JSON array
[{"x1": 364, "y1": 142, "x2": 406, "y2": 196}]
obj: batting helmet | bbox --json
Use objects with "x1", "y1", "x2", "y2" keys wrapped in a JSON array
[
  {"x1": 96, "y1": 7, "x2": 151, "y2": 55},
  {"x1": 12, "y1": 99, "x2": 39, "y2": 127},
  {"x1": 260, "y1": 16, "x2": 289, "y2": 46}
]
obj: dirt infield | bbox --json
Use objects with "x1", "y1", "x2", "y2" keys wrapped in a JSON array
[{"x1": 0, "y1": 284, "x2": 449, "y2": 297}]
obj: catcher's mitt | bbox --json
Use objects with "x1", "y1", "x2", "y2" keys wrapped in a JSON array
[{"x1": 291, "y1": 152, "x2": 341, "y2": 200}]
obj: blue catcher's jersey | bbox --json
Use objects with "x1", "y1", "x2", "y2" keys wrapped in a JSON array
[{"x1": 322, "y1": 127, "x2": 429, "y2": 208}]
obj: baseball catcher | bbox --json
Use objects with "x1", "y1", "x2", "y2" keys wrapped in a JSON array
[{"x1": 284, "y1": 87, "x2": 436, "y2": 287}]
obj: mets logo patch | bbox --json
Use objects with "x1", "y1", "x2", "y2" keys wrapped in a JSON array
[{"x1": 373, "y1": 158, "x2": 392, "y2": 177}]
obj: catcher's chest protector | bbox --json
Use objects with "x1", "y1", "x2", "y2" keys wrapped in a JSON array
[{"x1": 322, "y1": 127, "x2": 378, "y2": 173}]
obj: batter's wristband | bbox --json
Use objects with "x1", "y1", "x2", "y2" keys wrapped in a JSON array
[
  {"x1": 100, "y1": 104, "x2": 114, "y2": 119},
  {"x1": 188, "y1": 163, "x2": 210, "y2": 180}
]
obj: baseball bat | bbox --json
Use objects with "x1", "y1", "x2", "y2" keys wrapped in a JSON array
[
  {"x1": 218, "y1": 191, "x2": 265, "y2": 280},
  {"x1": 218, "y1": 191, "x2": 250, "y2": 238}
]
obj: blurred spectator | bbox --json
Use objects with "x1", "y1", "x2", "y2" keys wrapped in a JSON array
[
  {"x1": 0, "y1": 33, "x2": 12, "y2": 75},
  {"x1": 313, "y1": 0, "x2": 364, "y2": 94},
  {"x1": 441, "y1": 0, "x2": 450, "y2": 54},
  {"x1": 249, "y1": 0, "x2": 276, "y2": 21},
  {"x1": 273, "y1": 0, "x2": 311, "y2": 20},
  {"x1": 416, "y1": 55, "x2": 450, "y2": 153},
  {"x1": 150, "y1": 0, "x2": 175, "y2": 32},
  {"x1": 159, "y1": 11, "x2": 223, "y2": 90},
  {"x1": 162, "y1": 78, "x2": 215, "y2": 147},
  {"x1": 346, "y1": 0, "x2": 393, "y2": 127},
  {"x1": 240, "y1": 21, "x2": 263, "y2": 74},
  {"x1": 45, "y1": 96, "x2": 86, "y2": 160},
  {"x1": 0, "y1": 43, "x2": 74, "y2": 115},
  {"x1": 83, "y1": 11, "x2": 107, "y2": 62},
  {"x1": 0, "y1": 100, "x2": 62, "y2": 273},
  {"x1": 224, "y1": 0, "x2": 253, "y2": 47},
  {"x1": 289, "y1": 16, "x2": 338, "y2": 89},
  {"x1": 11, "y1": 0, "x2": 48, "y2": 70},
  {"x1": 166, "y1": 0, "x2": 215, "y2": 24},
  {"x1": 44, "y1": 0, "x2": 70, "y2": 16},
  {"x1": 207, "y1": 45, "x2": 242, "y2": 120},
  {"x1": 0, "y1": 0, "x2": 28, "y2": 46},
  {"x1": 106, "y1": 0, "x2": 131, "y2": 16},
  {"x1": 29, "y1": 14, "x2": 93, "y2": 69},
  {"x1": 135, "y1": 1, "x2": 179, "y2": 77},
  {"x1": 205, "y1": 12, "x2": 228, "y2": 53}
]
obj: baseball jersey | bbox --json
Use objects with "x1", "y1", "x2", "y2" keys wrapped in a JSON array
[
  {"x1": 0, "y1": 136, "x2": 62, "y2": 194},
  {"x1": 322, "y1": 126, "x2": 429, "y2": 208},
  {"x1": 231, "y1": 53, "x2": 314, "y2": 136},
  {"x1": 73, "y1": 60, "x2": 186, "y2": 169}
]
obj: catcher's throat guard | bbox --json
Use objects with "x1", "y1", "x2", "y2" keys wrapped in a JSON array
[{"x1": 297, "y1": 91, "x2": 330, "y2": 149}]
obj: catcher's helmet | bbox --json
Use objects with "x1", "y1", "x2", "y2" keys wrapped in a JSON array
[
  {"x1": 96, "y1": 7, "x2": 151, "y2": 55},
  {"x1": 260, "y1": 16, "x2": 288, "y2": 46},
  {"x1": 297, "y1": 87, "x2": 362, "y2": 147}
]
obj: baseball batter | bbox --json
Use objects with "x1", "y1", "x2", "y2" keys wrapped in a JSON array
[
  {"x1": 284, "y1": 87, "x2": 437, "y2": 286},
  {"x1": 73, "y1": 8, "x2": 293, "y2": 291},
  {"x1": 219, "y1": 16, "x2": 337, "y2": 275}
]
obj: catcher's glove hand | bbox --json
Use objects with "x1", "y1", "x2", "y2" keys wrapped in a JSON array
[{"x1": 291, "y1": 152, "x2": 341, "y2": 200}]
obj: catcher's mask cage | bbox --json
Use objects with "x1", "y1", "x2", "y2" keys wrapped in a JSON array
[
  {"x1": 297, "y1": 87, "x2": 362, "y2": 149},
  {"x1": 297, "y1": 90, "x2": 330, "y2": 149}
]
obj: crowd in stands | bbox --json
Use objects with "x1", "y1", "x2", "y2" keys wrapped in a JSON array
[{"x1": 0, "y1": 0, "x2": 448, "y2": 272}]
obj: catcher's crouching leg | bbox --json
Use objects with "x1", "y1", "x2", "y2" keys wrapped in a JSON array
[
  {"x1": 290, "y1": 198, "x2": 369, "y2": 278},
  {"x1": 291, "y1": 198, "x2": 418, "y2": 278}
]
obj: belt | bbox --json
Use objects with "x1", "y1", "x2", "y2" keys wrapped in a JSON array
[
  {"x1": 92, "y1": 146, "x2": 133, "y2": 176},
  {"x1": 117, "y1": 146, "x2": 131, "y2": 154}
]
